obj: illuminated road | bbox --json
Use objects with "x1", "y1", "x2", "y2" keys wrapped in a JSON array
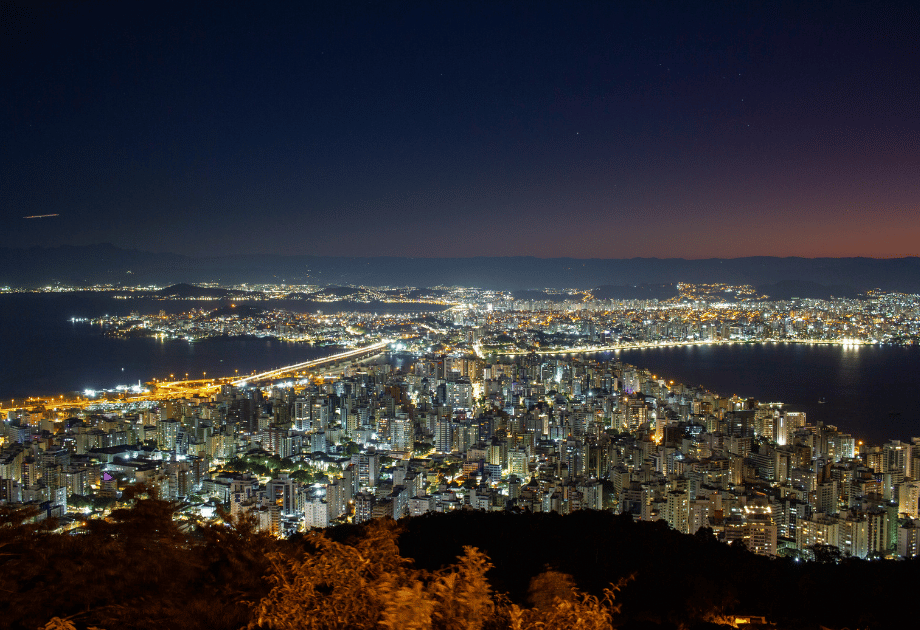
[{"x1": 229, "y1": 338, "x2": 395, "y2": 385}]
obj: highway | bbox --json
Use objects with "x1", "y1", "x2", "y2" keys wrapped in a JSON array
[{"x1": 228, "y1": 338, "x2": 394, "y2": 385}]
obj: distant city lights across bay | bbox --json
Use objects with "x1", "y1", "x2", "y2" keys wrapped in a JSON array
[{"x1": 3, "y1": 3, "x2": 920, "y2": 627}]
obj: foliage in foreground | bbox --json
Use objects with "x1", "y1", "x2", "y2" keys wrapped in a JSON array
[
  {"x1": 1, "y1": 495, "x2": 277, "y2": 630},
  {"x1": 7, "y1": 500, "x2": 920, "y2": 629},
  {"x1": 250, "y1": 518, "x2": 631, "y2": 630},
  {"x1": 4, "y1": 497, "x2": 630, "y2": 630}
]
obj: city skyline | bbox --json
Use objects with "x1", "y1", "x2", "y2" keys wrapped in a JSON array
[
  {"x1": 5, "y1": 5, "x2": 920, "y2": 626},
  {"x1": 5, "y1": 2, "x2": 919, "y2": 259}
]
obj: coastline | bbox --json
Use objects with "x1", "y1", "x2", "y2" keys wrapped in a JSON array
[{"x1": 499, "y1": 337, "x2": 885, "y2": 357}]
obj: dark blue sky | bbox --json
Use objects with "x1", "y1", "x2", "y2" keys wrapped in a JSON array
[{"x1": 4, "y1": 1, "x2": 918, "y2": 258}]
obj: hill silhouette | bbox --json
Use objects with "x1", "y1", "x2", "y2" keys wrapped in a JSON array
[
  {"x1": 4, "y1": 244, "x2": 920, "y2": 292},
  {"x1": 756, "y1": 280, "x2": 860, "y2": 300},
  {"x1": 591, "y1": 284, "x2": 680, "y2": 300},
  {"x1": 4, "y1": 499, "x2": 917, "y2": 630},
  {"x1": 156, "y1": 283, "x2": 233, "y2": 298}
]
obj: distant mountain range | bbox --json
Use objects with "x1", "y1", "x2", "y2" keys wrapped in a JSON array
[{"x1": 2, "y1": 243, "x2": 919, "y2": 295}]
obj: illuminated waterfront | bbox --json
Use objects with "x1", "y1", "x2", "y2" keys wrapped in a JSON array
[
  {"x1": 610, "y1": 342, "x2": 920, "y2": 445},
  {"x1": 3, "y1": 292, "x2": 919, "y2": 445},
  {"x1": 0, "y1": 293, "x2": 446, "y2": 400}
]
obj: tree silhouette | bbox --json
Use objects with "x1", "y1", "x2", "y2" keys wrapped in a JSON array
[
  {"x1": 250, "y1": 518, "x2": 413, "y2": 629},
  {"x1": 10, "y1": 504, "x2": 920, "y2": 630}
]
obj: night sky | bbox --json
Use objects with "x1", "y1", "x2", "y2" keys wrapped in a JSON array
[{"x1": 4, "y1": 1, "x2": 919, "y2": 259}]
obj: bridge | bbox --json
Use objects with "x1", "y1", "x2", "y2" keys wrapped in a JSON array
[{"x1": 230, "y1": 338, "x2": 395, "y2": 386}]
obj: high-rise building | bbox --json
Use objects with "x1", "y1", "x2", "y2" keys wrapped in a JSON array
[
  {"x1": 391, "y1": 415, "x2": 413, "y2": 452},
  {"x1": 354, "y1": 491, "x2": 375, "y2": 524},
  {"x1": 293, "y1": 397, "x2": 312, "y2": 431},
  {"x1": 266, "y1": 474, "x2": 297, "y2": 516},
  {"x1": 899, "y1": 480, "x2": 920, "y2": 519},
  {"x1": 304, "y1": 498, "x2": 328, "y2": 529},
  {"x1": 884, "y1": 440, "x2": 909, "y2": 485},
  {"x1": 352, "y1": 450, "x2": 379, "y2": 488},
  {"x1": 435, "y1": 417, "x2": 454, "y2": 454},
  {"x1": 507, "y1": 447, "x2": 528, "y2": 478},
  {"x1": 897, "y1": 519, "x2": 920, "y2": 558},
  {"x1": 742, "y1": 501, "x2": 778, "y2": 557},
  {"x1": 665, "y1": 489, "x2": 690, "y2": 534}
]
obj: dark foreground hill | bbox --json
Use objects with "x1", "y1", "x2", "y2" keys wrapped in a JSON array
[
  {"x1": 338, "y1": 510, "x2": 917, "y2": 630},
  {"x1": 3, "y1": 499, "x2": 915, "y2": 630}
]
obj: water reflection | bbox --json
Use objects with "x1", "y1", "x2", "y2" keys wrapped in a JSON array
[{"x1": 605, "y1": 343, "x2": 919, "y2": 444}]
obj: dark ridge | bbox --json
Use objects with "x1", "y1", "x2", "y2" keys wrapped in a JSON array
[
  {"x1": 591, "y1": 283, "x2": 680, "y2": 300},
  {"x1": 403, "y1": 288, "x2": 449, "y2": 299},
  {"x1": 4, "y1": 500, "x2": 916, "y2": 630},
  {"x1": 156, "y1": 283, "x2": 233, "y2": 298},
  {"x1": 757, "y1": 280, "x2": 861, "y2": 300},
  {"x1": 209, "y1": 304, "x2": 264, "y2": 318},
  {"x1": 511, "y1": 289, "x2": 572, "y2": 302},
  {"x1": 328, "y1": 510, "x2": 920, "y2": 630},
  {"x1": 315, "y1": 286, "x2": 366, "y2": 298}
]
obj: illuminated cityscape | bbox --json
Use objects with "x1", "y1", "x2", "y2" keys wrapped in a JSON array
[
  {"x1": 5, "y1": 1, "x2": 920, "y2": 628},
  {"x1": 3, "y1": 283, "x2": 918, "y2": 566},
  {"x1": 45, "y1": 282, "x2": 920, "y2": 348}
]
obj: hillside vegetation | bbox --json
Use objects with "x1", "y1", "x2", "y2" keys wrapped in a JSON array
[{"x1": 3, "y1": 494, "x2": 916, "y2": 630}]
